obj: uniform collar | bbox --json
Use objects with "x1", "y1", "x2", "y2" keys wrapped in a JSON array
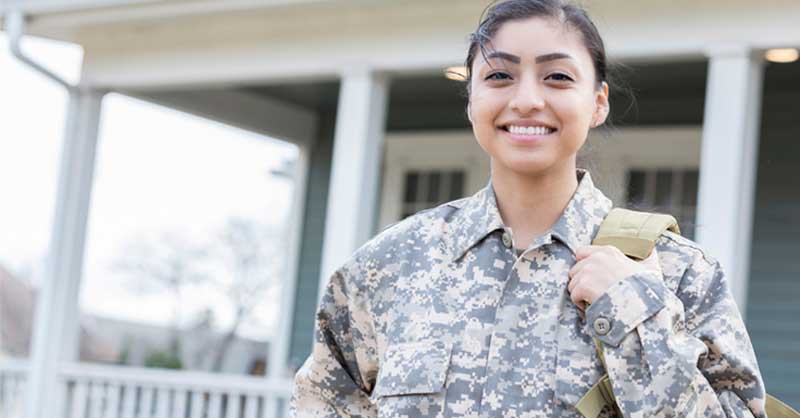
[{"x1": 447, "y1": 169, "x2": 612, "y2": 261}]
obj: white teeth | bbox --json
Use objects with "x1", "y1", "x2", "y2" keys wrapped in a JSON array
[{"x1": 508, "y1": 125, "x2": 553, "y2": 135}]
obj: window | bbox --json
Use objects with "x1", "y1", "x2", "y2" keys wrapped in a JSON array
[
  {"x1": 401, "y1": 170, "x2": 465, "y2": 219},
  {"x1": 626, "y1": 169, "x2": 698, "y2": 239}
]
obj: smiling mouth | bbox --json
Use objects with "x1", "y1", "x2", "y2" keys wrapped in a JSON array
[{"x1": 499, "y1": 124, "x2": 558, "y2": 136}]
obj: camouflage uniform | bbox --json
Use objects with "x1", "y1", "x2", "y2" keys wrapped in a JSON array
[{"x1": 291, "y1": 169, "x2": 766, "y2": 418}]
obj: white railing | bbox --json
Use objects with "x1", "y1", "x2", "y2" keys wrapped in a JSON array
[
  {"x1": 0, "y1": 360, "x2": 294, "y2": 418},
  {"x1": 0, "y1": 358, "x2": 28, "y2": 418}
]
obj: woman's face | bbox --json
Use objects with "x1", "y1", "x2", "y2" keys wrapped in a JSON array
[{"x1": 468, "y1": 17, "x2": 609, "y2": 178}]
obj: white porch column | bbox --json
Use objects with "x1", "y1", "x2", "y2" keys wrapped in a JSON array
[
  {"x1": 696, "y1": 45, "x2": 764, "y2": 314},
  {"x1": 318, "y1": 70, "x2": 389, "y2": 297},
  {"x1": 25, "y1": 88, "x2": 105, "y2": 418}
]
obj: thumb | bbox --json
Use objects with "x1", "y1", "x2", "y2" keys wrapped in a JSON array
[
  {"x1": 639, "y1": 248, "x2": 661, "y2": 272},
  {"x1": 575, "y1": 245, "x2": 603, "y2": 261}
]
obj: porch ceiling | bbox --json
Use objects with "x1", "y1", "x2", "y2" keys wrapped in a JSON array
[{"x1": 241, "y1": 60, "x2": 707, "y2": 132}]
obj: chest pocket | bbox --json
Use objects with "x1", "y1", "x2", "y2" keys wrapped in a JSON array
[{"x1": 372, "y1": 340, "x2": 451, "y2": 417}]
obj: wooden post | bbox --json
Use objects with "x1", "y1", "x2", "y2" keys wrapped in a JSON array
[
  {"x1": 696, "y1": 45, "x2": 764, "y2": 314},
  {"x1": 317, "y1": 69, "x2": 389, "y2": 299},
  {"x1": 25, "y1": 88, "x2": 105, "y2": 418}
]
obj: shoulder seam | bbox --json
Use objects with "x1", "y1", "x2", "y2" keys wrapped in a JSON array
[{"x1": 660, "y1": 231, "x2": 718, "y2": 267}]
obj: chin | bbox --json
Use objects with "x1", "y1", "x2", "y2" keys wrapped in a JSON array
[{"x1": 495, "y1": 156, "x2": 559, "y2": 177}]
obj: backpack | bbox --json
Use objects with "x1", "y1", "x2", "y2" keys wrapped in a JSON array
[{"x1": 575, "y1": 208, "x2": 799, "y2": 418}]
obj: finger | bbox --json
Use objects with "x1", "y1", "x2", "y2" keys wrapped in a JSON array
[
  {"x1": 570, "y1": 285, "x2": 589, "y2": 309},
  {"x1": 567, "y1": 272, "x2": 583, "y2": 293},
  {"x1": 568, "y1": 257, "x2": 591, "y2": 279},
  {"x1": 575, "y1": 245, "x2": 603, "y2": 261}
]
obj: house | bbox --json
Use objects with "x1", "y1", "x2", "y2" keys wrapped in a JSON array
[
  {"x1": 0, "y1": 265, "x2": 118, "y2": 363},
  {"x1": 1, "y1": 0, "x2": 799, "y2": 417},
  {"x1": 0, "y1": 265, "x2": 268, "y2": 374}
]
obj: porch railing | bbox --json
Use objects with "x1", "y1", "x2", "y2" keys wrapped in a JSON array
[
  {"x1": 0, "y1": 359, "x2": 294, "y2": 418},
  {"x1": 0, "y1": 358, "x2": 28, "y2": 418}
]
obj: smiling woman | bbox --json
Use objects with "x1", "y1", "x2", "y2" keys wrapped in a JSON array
[{"x1": 290, "y1": 1, "x2": 767, "y2": 417}]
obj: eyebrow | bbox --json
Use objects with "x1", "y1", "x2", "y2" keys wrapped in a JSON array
[{"x1": 484, "y1": 51, "x2": 574, "y2": 64}]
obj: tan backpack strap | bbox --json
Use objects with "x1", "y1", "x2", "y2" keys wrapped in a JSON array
[
  {"x1": 581, "y1": 209, "x2": 800, "y2": 418},
  {"x1": 575, "y1": 374, "x2": 615, "y2": 418},
  {"x1": 767, "y1": 394, "x2": 800, "y2": 418},
  {"x1": 592, "y1": 208, "x2": 680, "y2": 260},
  {"x1": 577, "y1": 207, "x2": 678, "y2": 417},
  {"x1": 575, "y1": 339, "x2": 621, "y2": 418}
]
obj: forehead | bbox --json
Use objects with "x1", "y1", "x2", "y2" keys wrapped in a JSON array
[{"x1": 478, "y1": 16, "x2": 592, "y2": 66}]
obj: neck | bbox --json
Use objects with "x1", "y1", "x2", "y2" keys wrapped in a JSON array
[{"x1": 490, "y1": 160, "x2": 579, "y2": 249}]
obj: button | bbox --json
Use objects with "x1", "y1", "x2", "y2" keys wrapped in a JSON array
[
  {"x1": 593, "y1": 317, "x2": 611, "y2": 336},
  {"x1": 501, "y1": 231, "x2": 512, "y2": 248}
]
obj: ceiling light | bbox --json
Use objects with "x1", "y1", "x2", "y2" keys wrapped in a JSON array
[
  {"x1": 765, "y1": 48, "x2": 799, "y2": 63},
  {"x1": 444, "y1": 66, "x2": 468, "y2": 81}
]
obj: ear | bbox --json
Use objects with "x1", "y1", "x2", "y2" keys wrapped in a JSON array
[
  {"x1": 592, "y1": 81, "x2": 610, "y2": 128},
  {"x1": 467, "y1": 102, "x2": 473, "y2": 124}
]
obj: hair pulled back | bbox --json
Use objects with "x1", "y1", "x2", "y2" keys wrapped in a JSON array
[{"x1": 464, "y1": 0, "x2": 608, "y2": 94}]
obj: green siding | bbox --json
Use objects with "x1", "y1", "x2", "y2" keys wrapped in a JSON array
[
  {"x1": 746, "y1": 61, "x2": 800, "y2": 409},
  {"x1": 288, "y1": 115, "x2": 335, "y2": 371}
]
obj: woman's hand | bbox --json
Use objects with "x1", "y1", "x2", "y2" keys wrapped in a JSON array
[{"x1": 567, "y1": 245, "x2": 661, "y2": 311}]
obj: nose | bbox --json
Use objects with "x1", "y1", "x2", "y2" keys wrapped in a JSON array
[{"x1": 509, "y1": 76, "x2": 545, "y2": 115}]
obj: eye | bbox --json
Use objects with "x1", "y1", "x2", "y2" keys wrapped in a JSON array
[
  {"x1": 546, "y1": 72, "x2": 574, "y2": 82},
  {"x1": 485, "y1": 71, "x2": 512, "y2": 81}
]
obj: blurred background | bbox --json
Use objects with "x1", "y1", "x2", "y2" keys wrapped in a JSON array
[{"x1": 0, "y1": 0, "x2": 798, "y2": 417}]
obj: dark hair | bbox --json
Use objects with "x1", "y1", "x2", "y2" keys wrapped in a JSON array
[{"x1": 463, "y1": 0, "x2": 608, "y2": 94}]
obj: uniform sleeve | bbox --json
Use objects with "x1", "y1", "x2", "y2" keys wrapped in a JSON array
[
  {"x1": 585, "y1": 251, "x2": 767, "y2": 418},
  {"x1": 290, "y1": 264, "x2": 378, "y2": 418}
]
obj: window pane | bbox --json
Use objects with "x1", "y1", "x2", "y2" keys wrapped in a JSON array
[
  {"x1": 450, "y1": 171, "x2": 465, "y2": 200},
  {"x1": 404, "y1": 172, "x2": 418, "y2": 204},
  {"x1": 655, "y1": 170, "x2": 673, "y2": 207},
  {"x1": 427, "y1": 172, "x2": 442, "y2": 203},
  {"x1": 627, "y1": 170, "x2": 646, "y2": 207},
  {"x1": 682, "y1": 170, "x2": 699, "y2": 207}
]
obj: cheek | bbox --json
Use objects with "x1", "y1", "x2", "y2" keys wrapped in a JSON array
[
  {"x1": 551, "y1": 93, "x2": 595, "y2": 130},
  {"x1": 470, "y1": 88, "x2": 506, "y2": 119}
]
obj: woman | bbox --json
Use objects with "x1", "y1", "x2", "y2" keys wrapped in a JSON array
[{"x1": 291, "y1": 0, "x2": 766, "y2": 417}]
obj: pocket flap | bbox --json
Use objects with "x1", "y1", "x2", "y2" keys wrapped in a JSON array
[{"x1": 373, "y1": 340, "x2": 451, "y2": 398}]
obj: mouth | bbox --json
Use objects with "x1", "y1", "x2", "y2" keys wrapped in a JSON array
[{"x1": 498, "y1": 123, "x2": 558, "y2": 139}]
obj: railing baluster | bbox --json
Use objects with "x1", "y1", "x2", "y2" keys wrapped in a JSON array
[
  {"x1": 207, "y1": 391, "x2": 222, "y2": 418},
  {"x1": 155, "y1": 387, "x2": 170, "y2": 418},
  {"x1": 104, "y1": 384, "x2": 122, "y2": 418},
  {"x1": 121, "y1": 385, "x2": 137, "y2": 418},
  {"x1": 2, "y1": 376, "x2": 9, "y2": 411},
  {"x1": 138, "y1": 386, "x2": 154, "y2": 418},
  {"x1": 224, "y1": 391, "x2": 241, "y2": 418},
  {"x1": 261, "y1": 396, "x2": 278, "y2": 418},
  {"x1": 90, "y1": 381, "x2": 105, "y2": 418},
  {"x1": 71, "y1": 381, "x2": 90, "y2": 418},
  {"x1": 189, "y1": 391, "x2": 204, "y2": 418},
  {"x1": 171, "y1": 389, "x2": 187, "y2": 418},
  {"x1": 243, "y1": 394, "x2": 258, "y2": 418},
  {"x1": 1, "y1": 376, "x2": 12, "y2": 418}
]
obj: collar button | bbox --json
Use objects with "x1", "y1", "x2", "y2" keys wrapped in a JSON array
[{"x1": 501, "y1": 231, "x2": 513, "y2": 248}]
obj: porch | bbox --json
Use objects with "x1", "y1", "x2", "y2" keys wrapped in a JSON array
[
  {"x1": 0, "y1": 358, "x2": 292, "y2": 418},
  {"x1": 1, "y1": 0, "x2": 799, "y2": 416}
]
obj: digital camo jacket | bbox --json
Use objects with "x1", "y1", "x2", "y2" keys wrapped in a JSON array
[{"x1": 291, "y1": 169, "x2": 766, "y2": 418}]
